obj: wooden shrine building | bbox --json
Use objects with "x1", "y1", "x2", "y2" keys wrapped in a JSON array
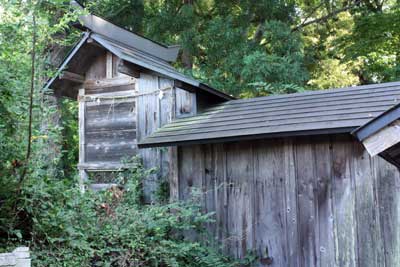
[{"x1": 46, "y1": 4, "x2": 400, "y2": 267}]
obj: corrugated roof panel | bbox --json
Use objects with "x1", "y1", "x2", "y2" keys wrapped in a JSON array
[{"x1": 138, "y1": 81, "x2": 400, "y2": 147}]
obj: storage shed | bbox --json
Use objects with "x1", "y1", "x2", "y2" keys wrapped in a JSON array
[
  {"x1": 46, "y1": 4, "x2": 400, "y2": 267},
  {"x1": 45, "y1": 6, "x2": 232, "y2": 196},
  {"x1": 139, "y1": 82, "x2": 400, "y2": 267}
]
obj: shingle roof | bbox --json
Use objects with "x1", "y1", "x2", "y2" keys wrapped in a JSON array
[
  {"x1": 44, "y1": 31, "x2": 233, "y2": 101},
  {"x1": 138, "y1": 81, "x2": 400, "y2": 147},
  {"x1": 91, "y1": 33, "x2": 200, "y2": 87}
]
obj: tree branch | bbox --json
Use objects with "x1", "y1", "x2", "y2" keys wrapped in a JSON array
[
  {"x1": 19, "y1": 10, "x2": 36, "y2": 183},
  {"x1": 292, "y1": 1, "x2": 360, "y2": 32}
]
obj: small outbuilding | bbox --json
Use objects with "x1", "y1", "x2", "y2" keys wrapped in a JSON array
[
  {"x1": 45, "y1": 4, "x2": 232, "y2": 196},
  {"x1": 46, "y1": 4, "x2": 400, "y2": 267},
  {"x1": 140, "y1": 82, "x2": 400, "y2": 267}
]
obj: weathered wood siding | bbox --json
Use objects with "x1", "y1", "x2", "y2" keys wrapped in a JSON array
[
  {"x1": 78, "y1": 51, "x2": 198, "y2": 198},
  {"x1": 84, "y1": 97, "x2": 136, "y2": 163},
  {"x1": 176, "y1": 134, "x2": 400, "y2": 267},
  {"x1": 135, "y1": 74, "x2": 196, "y2": 201},
  {"x1": 80, "y1": 52, "x2": 137, "y2": 166}
]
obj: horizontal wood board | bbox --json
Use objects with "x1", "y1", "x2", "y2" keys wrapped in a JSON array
[
  {"x1": 176, "y1": 134, "x2": 400, "y2": 267},
  {"x1": 84, "y1": 96, "x2": 136, "y2": 163}
]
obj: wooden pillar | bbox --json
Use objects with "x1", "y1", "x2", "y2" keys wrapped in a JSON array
[
  {"x1": 78, "y1": 88, "x2": 88, "y2": 191},
  {"x1": 169, "y1": 86, "x2": 179, "y2": 201}
]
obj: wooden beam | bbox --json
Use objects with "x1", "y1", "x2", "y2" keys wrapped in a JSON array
[
  {"x1": 117, "y1": 60, "x2": 141, "y2": 78},
  {"x1": 84, "y1": 76, "x2": 136, "y2": 89},
  {"x1": 59, "y1": 71, "x2": 84, "y2": 83},
  {"x1": 78, "y1": 88, "x2": 88, "y2": 191},
  {"x1": 78, "y1": 162, "x2": 137, "y2": 171},
  {"x1": 88, "y1": 183, "x2": 119, "y2": 191},
  {"x1": 106, "y1": 52, "x2": 113, "y2": 78},
  {"x1": 173, "y1": 80, "x2": 196, "y2": 93},
  {"x1": 362, "y1": 120, "x2": 400, "y2": 156}
]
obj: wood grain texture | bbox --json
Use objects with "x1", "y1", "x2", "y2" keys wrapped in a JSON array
[
  {"x1": 331, "y1": 135, "x2": 357, "y2": 267},
  {"x1": 225, "y1": 141, "x2": 254, "y2": 258},
  {"x1": 295, "y1": 136, "x2": 317, "y2": 267},
  {"x1": 137, "y1": 73, "x2": 162, "y2": 202},
  {"x1": 174, "y1": 134, "x2": 400, "y2": 267},
  {"x1": 313, "y1": 136, "x2": 335, "y2": 267},
  {"x1": 136, "y1": 74, "x2": 178, "y2": 202},
  {"x1": 353, "y1": 141, "x2": 385, "y2": 267},
  {"x1": 374, "y1": 156, "x2": 400, "y2": 267},
  {"x1": 253, "y1": 139, "x2": 287, "y2": 266},
  {"x1": 362, "y1": 120, "x2": 400, "y2": 156}
]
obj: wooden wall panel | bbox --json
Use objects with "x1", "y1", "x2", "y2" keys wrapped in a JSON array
[
  {"x1": 253, "y1": 139, "x2": 288, "y2": 266},
  {"x1": 136, "y1": 75, "x2": 191, "y2": 202},
  {"x1": 331, "y1": 135, "x2": 357, "y2": 267},
  {"x1": 137, "y1": 74, "x2": 163, "y2": 201},
  {"x1": 374, "y1": 156, "x2": 400, "y2": 266},
  {"x1": 352, "y1": 141, "x2": 385, "y2": 267},
  {"x1": 84, "y1": 97, "x2": 136, "y2": 163},
  {"x1": 225, "y1": 142, "x2": 254, "y2": 258},
  {"x1": 313, "y1": 136, "x2": 335, "y2": 267},
  {"x1": 175, "y1": 134, "x2": 400, "y2": 267},
  {"x1": 175, "y1": 88, "x2": 196, "y2": 117},
  {"x1": 213, "y1": 143, "x2": 229, "y2": 252},
  {"x1": 294, "y1": 137, "x2": 318, "y2": 267}
]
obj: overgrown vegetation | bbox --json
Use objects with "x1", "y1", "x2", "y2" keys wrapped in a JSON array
[
  {"x1": 1, "y1": 0, "x2": 400, "y2": 265},
  {"x1": 3, "y1": 159, "x2": 253, "y2": 266}
]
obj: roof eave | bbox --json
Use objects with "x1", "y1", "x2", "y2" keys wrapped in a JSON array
[
  {"x1": 43, "y1": 31, "x2": 90, "y2": 92},
  {"x1": 352, "y1": 103, "x2": 400, "y2": 141},
  {"x1": 138, "y1": 127, "x2": 356, "y2": 148}
]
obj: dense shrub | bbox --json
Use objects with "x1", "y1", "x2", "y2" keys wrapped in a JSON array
[{"x1": 1, "y1": 160, "x2": 254, "y2": 267}]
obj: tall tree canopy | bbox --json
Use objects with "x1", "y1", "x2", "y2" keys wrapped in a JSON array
[
  {"x1": 0, "y1": 0, "x2": 400, "y2": 265},
  {"x1": 84, "y1": 0, "x2": 400, "y2": 97}
]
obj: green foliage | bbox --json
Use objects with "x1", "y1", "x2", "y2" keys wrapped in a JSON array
[
  {"x1": 4, "y1": 160, "x2": 249, "y2": 267},
  {"x1": 308, "y1": 59, "x2": 360, "y2": 89},
  {"x1": 1, "y1": 0, "x2": 400, "y2": 265},
  {"x1": 88, "y1": 0, "x2": 306, "y2": 97},
  {"x1": 342, "y1": 7, "x2": 400, "y2": 83}
]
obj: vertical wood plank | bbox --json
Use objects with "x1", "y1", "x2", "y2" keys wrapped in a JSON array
[
  {"x1": 168, "y1": 147, "x2": 179, "y2": 201},
  {"x1": 177, "y1": 145, "x2": 204, "y2": 241},
  {"x1": 78, "y1": 88, "x2": 88, "y2": 188},
  {"x1": 353, "y1": 141, "x2": 385, "y2": 267},
  {"x1": 178, "y1": 145, "x2": 203, "y2": 201},
  {"x1": 225, "y1": 141, "x2": 254, "y2": 259},
  {"x1": 106, "y1": 51, "x2": 113, "y2": 79},
  {"x1": 158, "y1": 78, "x2": 174, "y2": 186},
  {"x1": 283, "y1": 138, "x2": 299, "y2": 267},
  {"x1": 169, "y1": 87, "x2": 179, "y2": 201},
  {"x1": 331, "y1": 135, "x2": 357, "y2": 267},
  {"x1": 203, "y1": 144, "x2": 217, "y2": 238},
  {"x1": 294, "y1": 136, "x2": 317, "y2": 267},
  {"x1": 313, "y1": 136, "x2": 335, "y2": 267},
  {"x1": 137, "y1": 73, "x2": 161, "y2": 202},
  {"x1": 374, "y1": 156, "x2": 400, "y2": 267},
  {"x1": 253, "y1": 139, "x2": 287, "y2": 266},
  {"x1": 213, "y1": 143, "x2": 229, "y2": 253},
  {"x1": 175, "y1": 87, "x2": 196, "y2": 117},
  {"x1": 86, "y1": 53, "x2": 106, "y2": 80}
]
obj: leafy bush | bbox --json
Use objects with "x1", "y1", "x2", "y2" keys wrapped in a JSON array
[{"x1": 1, "y1": 159, "x2": 252, "y2": 267}]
